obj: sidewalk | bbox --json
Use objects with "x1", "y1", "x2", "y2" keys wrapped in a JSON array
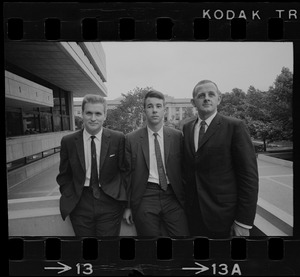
[{"x1": 8, "y1": 162, "x2": 60, "y2": 200}]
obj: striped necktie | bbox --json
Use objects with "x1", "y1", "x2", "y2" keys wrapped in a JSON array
[
  {"x1": 197, "y1": 120, "x2": 206, "y2": 150},
  {"x1": 90, "y1": 136, "x2": 100, "y2": 199},
  {"x1": 153, "y1": 133, "x2": 168, "y2": 191}
]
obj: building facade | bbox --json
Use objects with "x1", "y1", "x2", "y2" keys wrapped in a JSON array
[
  {"x1": 74, "y1": 95, "x2": 197, "y2": 123},
  {"x1": 5, "y1": 41, "x2": 107, "y2": 190}
]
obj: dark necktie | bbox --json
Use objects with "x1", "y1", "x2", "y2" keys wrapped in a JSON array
[
  {"x1": 153, "y1": 133, "x2": 168, "y2": 191},
  {"x1": 198, "y1": 120, "x2": 206, "y2": 150},
  {"x1": 90, "y1": 136, "x2": 100, "y2": 199}
]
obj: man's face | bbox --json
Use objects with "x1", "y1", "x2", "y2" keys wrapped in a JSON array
[
  {"x1": 191, "y1": 82, "x2": 221, "y2": 119},
  {"x1": 144, "y1": 97, "x2": 165, "y2": 128},
  {"x1": 82, "y1": 102, "x2": 106, "y2": 135}
]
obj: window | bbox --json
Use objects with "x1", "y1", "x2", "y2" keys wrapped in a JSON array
[
  {"x1": 23, "y1": 108, "x2": 40, "y2": 134},
  {"x1": 43, "y1": 149, "x2": 55, "y2": 157},
  {"x1": 62, "y1": 116, "x2": 70, "y2": 130},
  {"x1": 7, "y1": 157, "x2": 26, "y2": 172},
  {"x1": 6, "y1": 107, "x2": 23, "y2": 137},
  {"x1": 61, "y1": 91, "x2": 70, "y2": 115},
  {"x1": 26, "y1": 152, "x2": 43, "y2": 164},
  {"x1": 53, "y1": 115, "x2": 62, "y2": 132},
  {"x1": 5, "y1": 88, "x2": 71, "y2": 137},
  {"x1": 40, "y1": 113, "x2": 53, "y2": 133}
]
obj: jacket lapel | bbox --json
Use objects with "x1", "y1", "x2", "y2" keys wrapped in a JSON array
[
  {"x1": 163, "y1": 127, "x2": 171, "y2": 164},
  {"x1": 140, "y1": 127, "x2": 150, "y2": 169},
  {"x1": 100, "y1": 128, "x2": 110, "y2": 170},
  {"x1": 188, "y1": 118, "x2": 197, "y2": 154},
  {"x1": 198, "y1": 113, "x2": 222, "y2": 150},
  {"x1": 75, "y1": 129, "x2": 86, "y2": 173}
]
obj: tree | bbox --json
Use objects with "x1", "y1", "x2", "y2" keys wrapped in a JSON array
[
  {"x1": 245, "y1": 86, "x2": 270, "y2": 122},
  {"x1": 75, "y1": 116, "x2": 83, "y2": 130},
  {"x1": 182, "y1": 107, "x2": 194, "y2": 120},
  {"x1": 218, "y1": 88, "x2": 247, "y2": 120},
  {"x1": 247, "y1": 120, "x2": 282, "y2": 151},
  {"x1": 265, "y1": 67, "x2": 293, "y2": 141},
  {"x1": 104, "y1": 87, "x2": 152, "y2": 133}
]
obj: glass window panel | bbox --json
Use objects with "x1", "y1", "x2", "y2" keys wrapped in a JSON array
[
  {"x1": 26, "y1": 152, "x2": 43, "y2": 163},
  {"x1": 53, "y1": 115, "x2": 62, "y2": 132},
  {"x1": 23, "y1": 112, "x2": 40, "y2": 134},
  {"x1": 53, "y1": 97, "x2": 61, "y2": 114},
  {"x1": 7, "y1": 158, "x2": 26, "y2": 171},
  {"x1": 43, "y1": 149, "x2": 55, "y2": 157},
  {"x1": 61, "y1": 91, "x2": 69, "y2": 115},
  {"x1": 62, "y1": 116, "x2": 70, "y2": 131},
  {"x1": 6, "y1": 109, "x2": 23, "y2": 137},
  {"x1": 40, "y1": 114, "x2": 53, "y2": 133},
  {"x1": 39, "y1": 107, "x2": 51, "y2": 113}
]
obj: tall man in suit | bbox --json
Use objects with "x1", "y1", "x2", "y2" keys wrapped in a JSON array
[
  {"x1": 57, "y1": 94, "x2": 127, "y2": 236},
  {"x1": 123, "y1": 90, "x2": 189, "y2": 236},
  {"x1": 183, "y1": 80, "x2": 258, "y2": 238}
]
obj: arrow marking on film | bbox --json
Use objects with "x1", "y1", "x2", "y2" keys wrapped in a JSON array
[
  {"x1": 44, "y1": 262, "x2": 72, "y2": 274},
  {"x1": 182, "y1": 262, "x2": 210, "y2": 274}
]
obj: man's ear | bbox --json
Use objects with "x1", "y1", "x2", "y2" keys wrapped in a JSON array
[
  {"x1": 191, "y1": 98, "x2": 196, "y2": 107},
  {"x1": 218, "y1": 94, "x2": 222, "y2": 105}
]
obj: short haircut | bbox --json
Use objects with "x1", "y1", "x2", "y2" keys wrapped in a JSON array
[
  {"x1": 192, "y1": 80, "x2": 221, "y2": 98},
  {"x1": 143, "y1": 89, "x2": 165, "y2": 108},
  {"x1": 81, "y1": 94, "x2": 107, "y2": 113}
]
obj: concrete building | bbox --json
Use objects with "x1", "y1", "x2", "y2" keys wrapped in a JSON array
[{"x1": 5, "y1": 41, "x2": 107, "y2": 189}]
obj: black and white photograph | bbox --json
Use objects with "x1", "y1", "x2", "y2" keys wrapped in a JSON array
[{"x1": 6, "y1": 41, "x2": 293, "y2": 237}]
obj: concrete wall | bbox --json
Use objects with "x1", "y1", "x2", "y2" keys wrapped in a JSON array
[
  {"x1": 6, "y1": 131, "x2": 73, "y2": 163},
  {"x1": 8, "y1": 196, "x2": 137, "y2": 236},
  {"x1": 6, "y1": 131, "x2": 74, "y2": 186},
  {"x1": 8, "y1": 194, "x2": 292, "y2": 237},
  {"x1": 257, "y1": 153, "x2": 293, "y2": 168},
  {"x1": 5, "y1": 70, "x2": 53, "y2": 107},
  {"x1": 7, "y1": 153, "x2": 60, "y2": 187}
]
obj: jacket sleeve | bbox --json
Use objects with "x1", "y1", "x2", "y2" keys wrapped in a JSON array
[
  {"x1": 56, "y1": 136, "x2": 75, "y2": 196},
  {"x1": 118, "y1": 133, "x2": 129, "y2": 203},
  {"x1": 232, "y1": 120, "x2": 259, "y2": 226},
  {"x1": 123, "y1": 135, "x2": 133, "y2": 208}
]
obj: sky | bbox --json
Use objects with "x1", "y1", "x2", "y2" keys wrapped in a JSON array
[{"x1": 99, "y1": 42, "x2": 293, "y2": 100}]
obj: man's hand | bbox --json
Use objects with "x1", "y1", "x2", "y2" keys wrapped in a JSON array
[
  {"x1": 231, "y1": 222, "x2": 250, "y2": 236},
  {"x1": 123, "y1": 208, "x2": 134, "y2": 225}
]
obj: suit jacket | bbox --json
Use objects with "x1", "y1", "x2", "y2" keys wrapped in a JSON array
[
  {"x1": 56, "y1": 128, "x2": 127, "y2": 220},
  {"x1": 124, "y1": 126, "x2": 186, "y2": 212},
  {"x1": 183, "y1": 113, "x2": 258, "y2": 233}
]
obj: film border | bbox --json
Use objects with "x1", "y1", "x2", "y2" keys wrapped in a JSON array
[{"x1": 4, "y1": 1, "x2": 300, "y2": 276}]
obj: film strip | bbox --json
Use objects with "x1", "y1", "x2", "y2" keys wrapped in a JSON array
[{"x1": 4, "y1": 2, "x2": 300, "y2": 276}]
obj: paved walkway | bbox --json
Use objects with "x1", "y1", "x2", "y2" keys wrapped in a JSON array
[{"x1": 8, "y1": 155, "x2": 293, "y2": 219}]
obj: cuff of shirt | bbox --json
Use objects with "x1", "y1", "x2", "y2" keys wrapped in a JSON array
[{"x1": 234, "y1": 220, "x2": 252, "y2": 229}]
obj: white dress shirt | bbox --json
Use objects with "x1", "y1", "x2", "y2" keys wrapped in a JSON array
[
  {"x1": 194, "y1": 111, "x2": 217, "y2": 151},
  {"x1": 83, "y1": 128, "x2": 102, "y2": 187},
  {"x1": 147, "y1": 126, "x2": 170, "y2": 184}
]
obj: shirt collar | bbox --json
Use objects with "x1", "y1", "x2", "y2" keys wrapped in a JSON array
[
  {"x1": 83, "y1": 128, "x2": 103, "y2": 141},
  {"x1": 147, "y1": 125, "x2": 164, "y2": 138},
  {"x1": 197, "y1": 111, "x2": 217, "y2": 127}
]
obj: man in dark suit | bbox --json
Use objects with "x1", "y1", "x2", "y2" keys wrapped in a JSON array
[
  {"x1": 56, "y1": 94, "x2": 127, "y2": 236},
  {"x1": 183, "y1": 80, "x2": 259, "y2": 238},
  {"x1": 123, "y1": 90, "x2": 189, "y2": 236}
]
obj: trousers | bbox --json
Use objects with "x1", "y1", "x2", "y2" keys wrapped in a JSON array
[
  {"x1": 70, "y1": 187, "x2": 125, "y2": 236},
  {"x1": 133, "y1": 184, "x2": 190, "y2": 237}
]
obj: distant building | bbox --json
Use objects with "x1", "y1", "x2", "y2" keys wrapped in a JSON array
[
  {"x1": 74, "y1": 95, "x2": 197, "y2": 123},
  {"x1": 5, "y1": 42, "x2": 107, "y2": 189}
]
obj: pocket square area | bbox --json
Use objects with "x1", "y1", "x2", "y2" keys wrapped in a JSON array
[{"x1": 109, "y1": 154, "x2": 116, "y2": 157}]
